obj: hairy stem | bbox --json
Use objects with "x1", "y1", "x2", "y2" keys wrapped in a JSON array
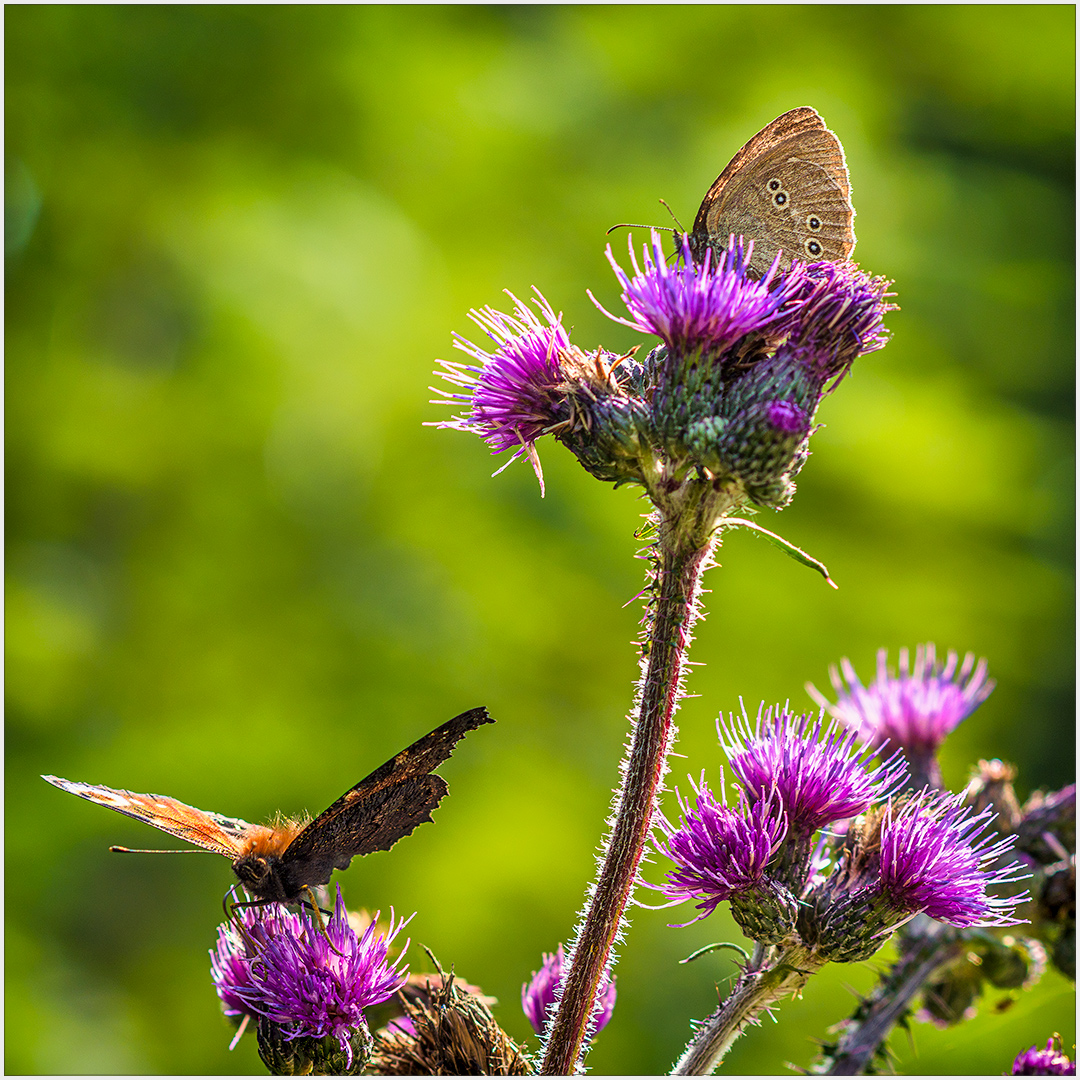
[
  {"x1": 671, "y1": 945, "x2": 824, "y2": 1075},
  {"x1": 823, "y1": 922, "x2": 962, "y2": 1075},
  {"x1": 540, "y1": 510, "x2": 715, "y2": 1075}
]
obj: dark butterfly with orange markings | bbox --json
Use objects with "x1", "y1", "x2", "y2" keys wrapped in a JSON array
[{"x1": 43, "y1": 707, "x2": 493, "y2": 906}]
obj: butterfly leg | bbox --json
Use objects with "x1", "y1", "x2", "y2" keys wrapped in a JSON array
[
  {"x1": 300, "y1": 885, "x2": 349, "y2": 958},
  {"x1": 224, "y1": 890, "x2": 279, "y2": 951}
]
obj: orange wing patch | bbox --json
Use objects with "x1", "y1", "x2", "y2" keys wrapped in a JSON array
[{"x1": 41, "y1": 775, "x2": 256, "y2": 858}]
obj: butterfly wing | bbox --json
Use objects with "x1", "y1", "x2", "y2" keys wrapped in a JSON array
[
  {"x1": 42, "y1": 775, "x2": 255, "y2": 858},
  {"x1": 693, "y1": 107, "x2": 855, "y2": 275},
  {"x1": 278, "y1": 707, "x2": 494, "y2": 891}
]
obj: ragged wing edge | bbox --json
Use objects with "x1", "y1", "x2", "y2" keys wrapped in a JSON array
[{"x1": 282, "y1": 706, "x2": 495, "y2": 858}]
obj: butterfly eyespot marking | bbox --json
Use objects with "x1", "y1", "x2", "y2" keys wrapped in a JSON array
[
  {"x1": 807, "y1": 215, "x2": 822, "y2": 231},
  {"x1": 805, "y1": 239, "x2": 823, "y2": 257},
  {"x1": 687, "y1": 109, "x2": 855, "y2": 277}
]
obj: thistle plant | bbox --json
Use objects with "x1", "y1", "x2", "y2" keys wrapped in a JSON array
[
  {"x1": 434, "y1": 232, "x2": 899, "y2": 1073},
  {"x1": 201, "y1": 232, "x2": 1071, "y2": 1076},
  {"x1": 429, "y1": 230, "x2": 1072, "y2": 1074},
  {"x1": 651, "y1": 706, "x2": 1029, "y2": 1074}
]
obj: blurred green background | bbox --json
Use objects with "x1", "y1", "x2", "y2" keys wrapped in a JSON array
[{"x1": 6, "y1": 6, "x2": 1074, "y2": 1075}]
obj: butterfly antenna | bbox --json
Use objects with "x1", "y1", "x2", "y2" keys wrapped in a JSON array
[
  {"x1": 606, "y1": 222, "x2": 676, "y2": 236},
  {"x1": 110, "y1": 845, "x2": 217, "y2": 854},
  {"x1": 658, "y1": 198, "x2": 687, "y2": 233}
]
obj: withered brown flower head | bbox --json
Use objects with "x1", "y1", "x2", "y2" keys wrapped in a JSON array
[{"x1": 368, "y1": 969, "x2": 533, "y2": 1076}]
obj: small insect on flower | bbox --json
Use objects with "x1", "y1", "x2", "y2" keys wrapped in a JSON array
[{"x1": 43, "y1": 708, "x2": 493, "y2": 914}]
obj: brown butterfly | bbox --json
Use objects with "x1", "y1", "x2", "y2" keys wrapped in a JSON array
[
  {"x1": 43, "y1": 707, "x2": 493, "y2": 907},
  {"x1": 684, "y1": 106, "x2": 856, "y2": 278}
]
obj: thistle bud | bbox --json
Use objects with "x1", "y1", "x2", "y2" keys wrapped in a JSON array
[
  {"x1": 550, "y1": 347, "x2": 654, "y2": 488},
  {"x1": 257, "y1": 1016, "x2": 373, "y2": 1076},
  {"x1": 729, "y1": 878, "x2": 800, "y2": 945},
  {"x1": 800, "y1": 807, "x2": 896, "y2": 963}
]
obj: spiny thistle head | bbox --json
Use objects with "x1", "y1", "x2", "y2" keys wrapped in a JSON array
[
  {"x1": 593, "y1": 232, "x2": 807, "y2": 356},
  {"x1": 809, "y1": 644, "x2": 995, "y2": 765},
  {"x1": 801, "y1": 789, "x2": 1030, "y2": 963},
  {"x1": 654, "y1": 772, "x2": 789, "y2": 918},
  {"x1": 1013, "y1": 1036, "x2": 1076, "y2": 1075},
  {"x1": 211, "y1": 888, "x2": 410, "y2": 1070},
  {"x1": 719, "y1": 705, "x2": 908, "y2": 836},
  {"x1": 781, "y1": 260, "x2": 895, "y2": 389},
  {"x1": 432, "y1": 289, "x2": 569, "y2": 492},
  {"x1": 877, "y1": 790, "x2": 1029, "y2": 927}
]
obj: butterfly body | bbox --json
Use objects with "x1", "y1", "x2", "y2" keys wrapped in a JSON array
[
  {"x1": 43, "y1": 707, "x2": 493, "y2": 904},
  {"x1": 684, "y1": 106, "x2": 856, "y2": 278}
]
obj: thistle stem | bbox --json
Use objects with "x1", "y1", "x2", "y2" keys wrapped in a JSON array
[
  {"x1": 671, "y1": 945, "x2": 823, "y2": 1075},
  {"x1": 540, "y1": 513, "x2": 714, "y2": 1075},
  {"x1": 823, "y1": 922, "x2": 962, "y2": 1075}
]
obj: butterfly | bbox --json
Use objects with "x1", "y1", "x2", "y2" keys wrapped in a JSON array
[
  {"x1": 685, "y1": 106, "x2": 856, "y2": 278},
  {"x1": 43, "y1": 707, "x2": 493, "y2": 907}
]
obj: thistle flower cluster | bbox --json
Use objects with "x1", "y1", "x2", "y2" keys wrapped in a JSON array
[
  {"x1": 521, "y1": 944, "x2": 616, "y2": 1041},
  {"x1": 434, "y1": 232, "x2": 894, "y2": 512},
  {"x1": 655, "y1": 700, "x2": 1028, "y2": 964},
  {"x1": 210, "y1": 888, "x2": 410, "y2": 1071}
]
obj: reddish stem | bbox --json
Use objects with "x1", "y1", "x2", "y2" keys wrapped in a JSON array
[{"x1": 540, "y1": 531, "x2": 710, "y2": 1075}]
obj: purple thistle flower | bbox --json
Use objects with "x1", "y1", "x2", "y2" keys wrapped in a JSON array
[
  {"x1": 591, "y1": 231, "x2": 808, "y2": 356},
  {"x1": 1013, "y1": 1037, "x2": 1076, "y2": 1075},
  {"x1": 879, "y1": 790, "x2": 1029, "y2": 928},
  {"x1": 654, "y1": 772, "x2": 789, "y2": 918},
  {"x1": 210, "y1": 914, "x2": 261, "y2": 1021},
  {"x1": 783, "y1": 260, "x2": 895, "y2": 388},
  {"x1": 720, "y1": 705, "x2": 907, "y2": 836},
  {"x1": 215, "y1": 888, "x2": 411, "y2": 1067},
  {"x1": 387, "y1": 1015, "x2": 417, "y2": 1038},
  {"x1": 809, "y1": 644, "x2": 995, "y2": 763},
  {"x1": 432, "y1": 289, "x2": 570, "y2": 492},
  {"x1": 522, "y1": 944, "x2": 616, "y2": 1041}
]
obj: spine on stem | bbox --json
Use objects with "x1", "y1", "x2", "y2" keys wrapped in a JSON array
[{"x1": 671, "y1": 946, "x2": 823, "y2": 1075}]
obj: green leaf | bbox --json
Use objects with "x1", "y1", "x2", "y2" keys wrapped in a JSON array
[{"x1": 722, "y1": 518, "x2": 838, "y2": 589}]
